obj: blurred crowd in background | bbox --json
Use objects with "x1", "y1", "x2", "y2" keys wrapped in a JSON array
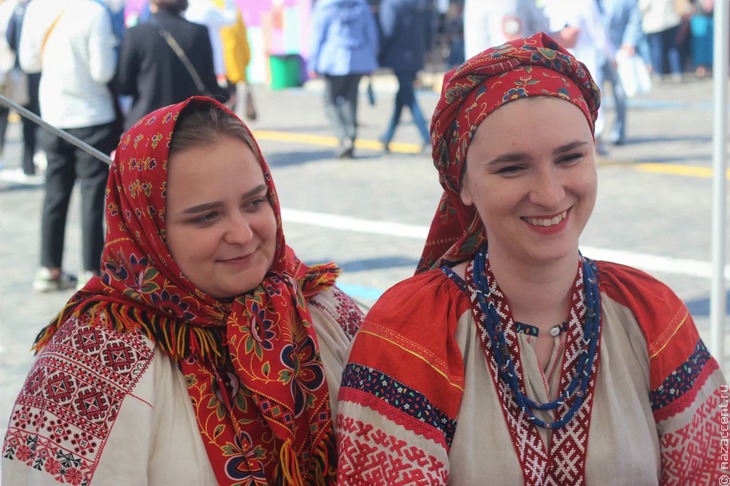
[{"x1": 0, "y1": 0, "x2": 721, "y2": 289}]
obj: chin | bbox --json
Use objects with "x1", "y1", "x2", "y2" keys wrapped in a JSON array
[
  {"x1": 518, "y1": 236, "x2": 573, "y2": 260},
  {"x1": 528, "y1": 245, "x2": 579, "y2": 264}
]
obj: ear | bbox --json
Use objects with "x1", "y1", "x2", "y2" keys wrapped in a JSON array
[{"x1": 460, "y1": 178, "x2": 474, "y2": 206}]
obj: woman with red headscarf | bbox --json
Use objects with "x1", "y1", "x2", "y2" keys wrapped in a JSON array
[
  {"x1": 336, "y1": 32, "x2": 726, "y2": 484},
  {"x1": 2, "y1": 97, "x2": 363, "y2": 485}
]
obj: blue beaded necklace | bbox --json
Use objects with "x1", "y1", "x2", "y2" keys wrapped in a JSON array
[{"x1": 472, "y1": 245, "x2": 601, "y2": 430}]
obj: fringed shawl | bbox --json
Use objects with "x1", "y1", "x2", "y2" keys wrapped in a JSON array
[{"x1": 35, "y1": 96, "x2": 340, "y2": 485}]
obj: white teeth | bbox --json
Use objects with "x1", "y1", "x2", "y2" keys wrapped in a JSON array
[{"x1": 525, "y1": 211, "x2": 567, "y2": 227}]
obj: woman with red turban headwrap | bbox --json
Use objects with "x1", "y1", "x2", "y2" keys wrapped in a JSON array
[
  {"x1": 336, "y1": 32, "x2": 726, "y2": 484},
  {"x1": 2, "y1": 96, "x2": 363, "y2": 485}
]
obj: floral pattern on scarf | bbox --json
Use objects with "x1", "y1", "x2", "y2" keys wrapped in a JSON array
[{"x1": 38, "y1": 96, "x2": 340, "y2": 485}]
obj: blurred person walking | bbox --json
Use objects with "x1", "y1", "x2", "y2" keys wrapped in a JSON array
[
  {"x1": 378, "y1": 0, "x2": 432, "y2": 154},
  {"x1": 544, "y1": 0, "x2": 613, "y2": 150},
  {"x1": 213, "y1": 0, "x2": 254, "y2": 118},
  {"x1": 308, "y1": 0, "x2": 379, "y2": 159},
  {"x1": 6, "y1": 0, "x2": 42, "y2": 177},
  {"x1": 596, "y1": 0, "x2": 643, "y2": 146},
  {"x1": 639, "y1": 0, "x2": 690, "y2": 81},
  {"x1": 184, "y1": 0, "x2": 236, "y2": 95},
  {"x1": 463, "y1": 0, "x2": 550, "y2": 59},
  {"x1": 690, "y1": 0, "x2": 713, "y2": 77},
  {"x1": 20, "y1": 0, "x2": 119, "y2": 291},
  {"x1": 116, "y1": 0, "x2": 228, "y2": 130}
]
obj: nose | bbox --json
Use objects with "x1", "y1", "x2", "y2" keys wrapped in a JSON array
[
  {"x1": 528, "y1": 168, "x2": 565, "y2": 208},
  {"x1": 223, "y1": 213, "x2": 254, "y2": 245}
]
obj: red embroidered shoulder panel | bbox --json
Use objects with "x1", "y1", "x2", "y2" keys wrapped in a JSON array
[{"x1": 2, "y1": 316, "x2": 154, "y2": 485}]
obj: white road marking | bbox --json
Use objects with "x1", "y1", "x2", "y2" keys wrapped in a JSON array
[{"x1": 282, "y1": 208, "x2": 730, "y2": 281}]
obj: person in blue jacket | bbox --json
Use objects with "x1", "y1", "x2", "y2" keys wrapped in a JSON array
[
  {"x1": 377, "y1": 0, "x2": 432, "y2": 154},
  {"x1": 308, "y1": 0, "x2": 378, "y2": 159}
]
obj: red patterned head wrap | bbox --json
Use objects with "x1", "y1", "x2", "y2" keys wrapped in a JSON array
[
  {"x1": 417, "y1": 32, "x2": 601, "y2": 272},
  {"x1": 37, "y1": 97, "x2": 340, "y2": 485}
]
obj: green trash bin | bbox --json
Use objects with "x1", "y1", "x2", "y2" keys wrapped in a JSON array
[{"x1": 269, "y1": 54, "x2": 302, "y2": 90}]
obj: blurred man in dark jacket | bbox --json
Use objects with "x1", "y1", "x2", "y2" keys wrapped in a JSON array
[
  {"x1": 378, "y1": 0, "x2": 432, "y2": 153},
  {"x1": 116, "y1": 0, "x2": 228, "y2": 130}
]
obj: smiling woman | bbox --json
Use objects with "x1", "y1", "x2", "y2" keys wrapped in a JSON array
[
  {"x1": 165, "y1": 131, "x2": 278, "y2": 299},
  {"x1": 336, "y1": 32, "x2": 727, "y2": 485},
  {"x1": 460, "y1": 97, "x2": 598, "y2": 269},
  {"x1": 2, "y1": 97, "x2": 364, "y2": 485}
]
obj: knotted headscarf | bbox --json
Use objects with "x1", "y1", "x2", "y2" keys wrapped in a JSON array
[
  {"x1": 36, "y1": 97, "x2": 340, "y2": 485},
  {"x1": 417, "y1": 32, "x2": 601, "y2": 272}
]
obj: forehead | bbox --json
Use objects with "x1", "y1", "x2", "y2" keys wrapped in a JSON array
[{"x1": 167, "y1": 137, "x2": 264, "y2": 187}]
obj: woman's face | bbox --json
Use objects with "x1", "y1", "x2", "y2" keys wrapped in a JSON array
[
  {"x1": 460, "y1": 96, "x2": 597, "y2": 266},
  {"x1": 166, "y1": 137, "x2": 277, "y2": 299}
]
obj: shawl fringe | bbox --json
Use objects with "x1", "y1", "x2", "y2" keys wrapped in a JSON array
[
  {"x1": 300, "y1": 263, "x2": 340, "y2": 298},
  {"x1": 33, "y1": 299, "x2": 226, "y2": 367},
  {"x1": 273, "y1": 428, "x2": 336, "y2": 486}
]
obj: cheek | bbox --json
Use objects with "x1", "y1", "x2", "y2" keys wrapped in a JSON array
[
  {"x1": 165, "y1": 225, "x2": 184, "y2": 263},
  {"x1": 169, "y1": 226, "x2": 218, "y2": 264},
  {"x1": 256, "y1": 206, "x2": 279, "y2": 247},
  {"x1": 579, "y1": 167, "x2": 598, "y2": 204}
]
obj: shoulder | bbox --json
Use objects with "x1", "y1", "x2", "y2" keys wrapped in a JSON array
[
  {"x1": 594, "y1": 259, "x2": 711, "y2": 387},
  {"x1": 307, "y1": 285, "x2": 364, "y2": 341},
  {"x1": 338, "y1": 269, "x2": 468, "y2": 452},
  {"x1": 36, "y1": 311, "x2": 156, "y2": 376},
  {"x1": 345, "y1": 268, "x2": 470, "y2": 392},
  {"x1": 2, "y1": 313, "x2": 156, "y2": 484},
  {"x1": 596, "y1": 259, "x2": 687, "y2": 321},
  {"x1": 365, "y1": 268, "x2": 471, "y2": 333},
  {"x1": 188, "y1": 21, "x2": 212, "y2": 40},
  {"x1": 73, "y1": 0, "x2": 108, "y2": 18}
]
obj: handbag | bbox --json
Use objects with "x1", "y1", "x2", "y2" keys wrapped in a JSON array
[
  {"x1": 244, "y1": 82, "x2": 257, "y2": 121},
  {"x1": 1, "y1": 66, "x2": 29, "y2": 105},
  {"x1": 616, "y1": 52, "x2": 652, "y2": 98}
]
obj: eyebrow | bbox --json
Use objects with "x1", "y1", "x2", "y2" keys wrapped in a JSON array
[
  {"x1": 487, "y1": 140, "x2": 590, "y2": 165},
  {"x1": 180, "y1": 184, "x2": 268, "y2": 214}
]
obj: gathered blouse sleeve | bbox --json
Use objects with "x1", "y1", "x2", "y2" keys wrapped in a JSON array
[
  {"x1": 307, "y1": 285, "x2": 365, "y2": 416},
  {"x1": 336, "y1": 269, "x2": 471, "y2": 485},
  {"x1": 597, "y1": 261, "x2": 728, "y2": 484}
]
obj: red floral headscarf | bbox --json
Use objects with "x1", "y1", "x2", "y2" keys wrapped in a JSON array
[
  {"x1": 36, "y1": 97, "x2": 340, "y2": 485},
  {"x1": 417, "y1": 32, "x2": 601, "y2": 272}
]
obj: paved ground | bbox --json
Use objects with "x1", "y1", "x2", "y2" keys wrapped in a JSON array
[{"x1": 0, "y1": 72, "x2": 728, "y2": 445}]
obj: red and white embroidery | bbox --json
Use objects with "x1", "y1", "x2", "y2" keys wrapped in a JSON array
[
  {"x1": 337, "y1": 414, "x2": 448, "y2": 485},
  {"x1": 660, "y1": 390, "x2": 724, "y2": 485},
  {"x1": 469, "y1": 262, "x2": 600, "y2": 485},
  {"x1": 2, "y1": 317, "x2": 153, "y2": 484}
]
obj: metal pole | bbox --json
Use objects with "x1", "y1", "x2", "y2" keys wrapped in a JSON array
[
  {"x1": 0, "y1": 94, "x2": 113, "y2": 166},
  {"x1": 710, "y1": 0, "x2": 729, "y2": 366}
]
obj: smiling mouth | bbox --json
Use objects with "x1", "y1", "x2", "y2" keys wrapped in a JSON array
[
  {"x1": 219, "y1": 252, "x2": 255, "y2": 263},
  {"x1": 523, "y1": 210, "x2": 569, "y2": 227}
]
